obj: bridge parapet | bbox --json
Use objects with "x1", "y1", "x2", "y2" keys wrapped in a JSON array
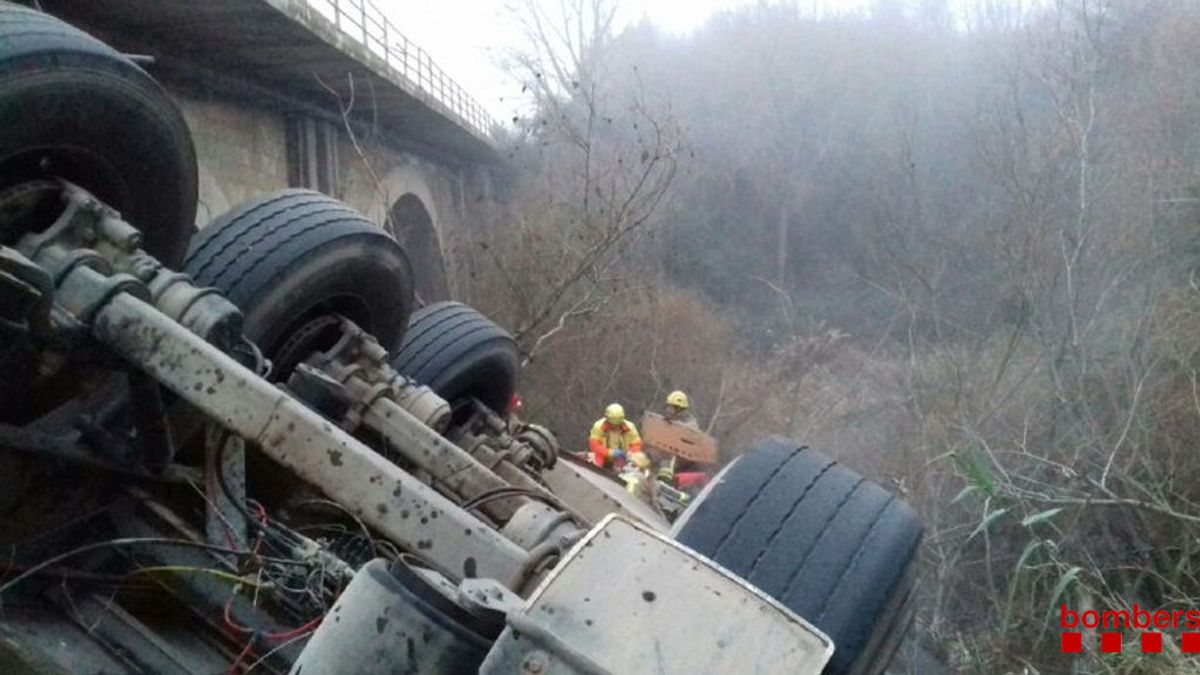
[{"x1": 278, "y1": 0, "x2": 494, "y2": 141}]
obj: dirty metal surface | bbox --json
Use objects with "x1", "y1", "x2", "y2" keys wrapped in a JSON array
[
  {"x1": 480, "y1": 515, "x2": 834, "y2": 675},
  {"x1": 0, "y1": 609, "x2": 129, "y2": 675},
  {"x1": 542, "y1": 455, "x2": 668, "y2": 531},
  {"x1": 305, "y1": 319, "x2": 450, "y2": 432},
  {"x1": 92, "y1": 292, "x2": 528, "y2": 587},
  {"x1": 454, "y1": 424, "x2": 575, "y2": 517},
  {"x1": 288, "y1": 559, "x2": 494, "y2": 675},
  {"x1": 362, "y1": 399, "x2": 526, "y2": 523}
]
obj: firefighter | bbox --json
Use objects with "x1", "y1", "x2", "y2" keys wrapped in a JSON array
[
  {"x1": 663, "y1": 390, "x2": 699, "y2": 429},
  {"x1": 588, "y1": 403, "x2": 643, "y2": 470},
  {"x1": 657, "y1": 390, "x2": 709, "y2": 494}
]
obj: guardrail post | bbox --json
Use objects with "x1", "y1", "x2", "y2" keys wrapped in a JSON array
[{"x1": 361, "y1": 0, "x2": 368, "y2": 43}]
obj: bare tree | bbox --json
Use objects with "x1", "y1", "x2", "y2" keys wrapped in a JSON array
[{"x1": 469, "y1": 0, "x2": 681, "y2": 358}]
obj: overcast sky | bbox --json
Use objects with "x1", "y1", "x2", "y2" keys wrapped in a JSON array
[{"x1": 374, "y1": 0, "x2": 876, "y2": 121}]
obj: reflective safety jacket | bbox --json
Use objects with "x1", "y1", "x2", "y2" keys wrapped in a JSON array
[{"x1": 588, "y1": 418, "x2": 643, "y2": 468}]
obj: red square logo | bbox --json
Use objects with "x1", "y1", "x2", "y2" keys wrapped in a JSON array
[
  {"x1": 1100, "y1": 633, "x2": 1122, "y2": 653},
  {"x1": 1061, "y1": 632, "x2": 1082, "y2": 653},
  {"x1": 1141, "y1": 632, "x2": 1162, "y2": 653},
  {"x1": 1183, "y1": 633, "x2": 1200, "y2": 653}
]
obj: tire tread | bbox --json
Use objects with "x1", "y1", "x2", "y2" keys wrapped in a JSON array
[
  {"x1": 675, "y1": 439, "x2": 923, "y2": 675},
  {"x1": 186, "y1": 191, "x2": 343, "y2": 281},
  {"x1": 183, "y1": 190, "x2": 413, "y2": 359},
  {"x1": 390, "y1": 302, "x2": 519, "y2": 413}
]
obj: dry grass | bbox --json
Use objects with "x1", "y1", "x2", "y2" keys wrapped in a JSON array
[
  {"x1": 447, "y1": 5, "x2": 1200, "y2": 671},
  {"x1": 458, "y1": 240, "x2": 1200, "y2": 673}
]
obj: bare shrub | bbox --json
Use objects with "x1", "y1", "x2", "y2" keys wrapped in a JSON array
[{"x1": 460, "y1": 1, "x2": 1200, "y2": 672}]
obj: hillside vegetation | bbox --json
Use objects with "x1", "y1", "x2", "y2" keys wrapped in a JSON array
[{"x1": 450, "y1": 1, "x2": 1200, "y2": 671}]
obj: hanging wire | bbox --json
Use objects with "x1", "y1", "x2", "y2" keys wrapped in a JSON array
[
  {"x1": 0, "y1": 537, "x2": 308, "y2": 600},
  {"x1": 292, "y1": 499, "x2": 377, "y2": 559}
]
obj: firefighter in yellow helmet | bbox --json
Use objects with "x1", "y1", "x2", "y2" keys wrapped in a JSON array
[
  {"x1": 588, "y1": 403, "x2": 644, "y2": 470},
  {"x1": 658, "y1": 390, "x2": 703, "y2": 485},
  {"x1": 663, "y1": 390, "x2": 699, "y2": 429}
]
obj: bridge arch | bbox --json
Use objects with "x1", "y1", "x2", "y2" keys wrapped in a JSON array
[
  {"x1": 389, "y1": 192, "x2": 449, "y2": 303},
  {"x1": 342, "y1": 162, "x2": 451, "y2": 304}
]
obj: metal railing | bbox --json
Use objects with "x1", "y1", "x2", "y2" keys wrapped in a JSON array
[{"x1": 303, "y1": 0, "x2": 495, "y2": 140}]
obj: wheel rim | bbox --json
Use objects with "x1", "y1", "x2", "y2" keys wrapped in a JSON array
[
  {"x1": 269, "y1": 313, "x2": 348, "y2": 383},
  {"x1": 0, "y1": 146, "x2": 131, "y2": 237},
  {"x1": 0, "y1": 179, "x2": 67, "y2": 244}
]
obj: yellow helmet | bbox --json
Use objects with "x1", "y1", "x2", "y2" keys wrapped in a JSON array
[
  {"x1": 666, "y1": 390, "x2": 690, "y2": 409},
  {"x1": 604, "y1": 403, "x2": 626, "y2": 425},
  {"x1": 630, "y1": 451, "x2": 651, "y2": 470}
]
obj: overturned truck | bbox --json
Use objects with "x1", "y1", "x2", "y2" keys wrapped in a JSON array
[{"x1": 0, "y1": 5, "x2": 923, "y2": 674}]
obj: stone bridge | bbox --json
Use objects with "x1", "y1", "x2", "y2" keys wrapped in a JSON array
[{"x1": 39, "y1": 0, "x2": 500, "y2": 302}]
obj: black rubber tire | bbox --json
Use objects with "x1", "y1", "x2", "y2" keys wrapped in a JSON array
[
  {"x1": 674, "y1": 437, "x2": 923, "y2": 675},
  {"x1": 0, "y1": 2, "x2": 197, "y2": 264},
  {"x1": 183, "y1": 189, "x2": 414, "y2": 378},
  {"x1": 390, "y1": 302, "x2": 519, "y2": 414}
]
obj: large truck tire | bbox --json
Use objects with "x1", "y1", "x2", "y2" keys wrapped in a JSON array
[
  {"x1": 390, "y1": 302, "x2": 519, "y2": 415},
  {"x1": 184, "y1": 189, "x2": 414, "y2": 379},
  {"x1": 0, "y1": 1, "x2": 197, "y2": 264},
  {"x1": 673, "y1": 437, "x2": 923, "y2": 675},
  {"x1": 0, "y1": 2, "x2": 197, "y2": 423}
]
